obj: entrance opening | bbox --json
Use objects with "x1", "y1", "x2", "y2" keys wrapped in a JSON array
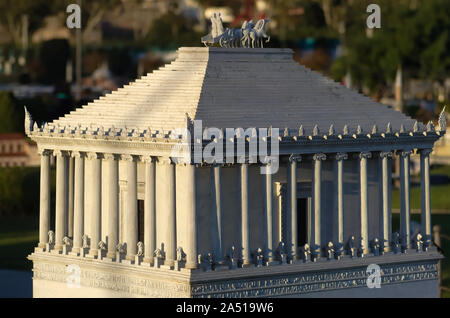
[
  {"x1": 297, "y1": 198, "x2": 309, "y2": 246},
  {"x1": 138, "y1": 200, "x2": 144, "y2": 243}
]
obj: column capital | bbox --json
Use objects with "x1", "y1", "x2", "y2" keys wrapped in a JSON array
[
  {"x1": 359, "y1": 152, "x2": 372, "y2": 160},
  {"x1": 156, "y1": 156, "x2": 174, "y2": 165},
  {"x1": 313, "y1": 153, "x2": 326, "y2": 161},
  {"x1": 38, "y1": 149, "x2": 53, "y2": 156},
  {"x1": 419, "y1": 148, "x2": 433, "y2": 156},
  {"x1": 53, "y1": 149, "x2": 70, "y2": 157},
  {"x1": 140, "y1": 155, "x2": 155, "y2": 163},
  {"x1": 399, "y1": 150, "x2": 413, "y2": 157},
  {"x1": 86, "y1": 152, "x2": 102, "y2": 160},
  {"x1": 103, "y1": 153, "x2": 119, "y2": 161},
  {"x1": 379, "y1": 151, "x2": 393, "y2": 158},
  {"x1": 289, "y1": 154, "x2": 302, "y2": 162},
  {"x1": 121, "y1": 154, "x2": 138, "y2": 162},
  {"x1": 71, "y1": 150, "x2": 86, "y2": 159},
  {"x1": 335, "y1": 152, "x2": 348, "y2": 161},
  {"x1": 261, "y1": 156, "x2": 278, "y2": 165}
]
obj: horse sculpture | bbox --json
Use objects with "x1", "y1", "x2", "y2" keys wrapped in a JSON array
[
  {"x1": 241, "y1": 19, "x2": 270, "y2": 48},
  {"x1": 201, "y1": 13, "x2": 270, "y2": 48}
]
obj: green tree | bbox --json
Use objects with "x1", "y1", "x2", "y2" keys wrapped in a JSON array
[{"x1": 0, "y1": 92, "x2": 21, "y2": 133}]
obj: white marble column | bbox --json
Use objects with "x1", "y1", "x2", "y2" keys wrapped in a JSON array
[
  {"x1": 185, "y1": 163, "x2": 198, "y2": 269},
  {"x1": 38, "y1": 150, "x2": 52, "y2": 248},
  {"x1": 54, "y1": 150, "x2": 69, "y2": 251},
  {"x1": 156, "y1": 157, "x2": 176, "y2": 266},
  {"x1": 123, "y1": 154, "x2": 138, "y2": 260},
  {"x1": 86, "y1": 152, "x2": 102, "y2": 256},
  {"x1": 264, "y1": 163, "x2": 274, "y2": 262},
  {"x1": 312, "y1": 153, "x2": 326, "y2": 257},
  {"x1": 72, "y1": 151, "x2": 85, "y2": 254},
  {"x1": 67, "y1": 157, "x2": 75, "y2": 238},
  {"x1": 142, "y1": 156, "x2": 156, "y2": 264},
  {"x1": 210, "y1": 164, "x2": 224, "y2": 264},
  {"x1": 380, "y1": 151, "x2": 393, "y2": 252},
  {"x1": 289, "y1": 154, "x2": 301, "y2": 260},
  {"x1": 359, "y1": 152, "x2": 371, "y2": 255},
  {"x1": 104, "y1": 154, "x2": 119, "y2": 259},
  {"x1": 400, "y1": 150, "x2": 412, "y2": 249},
  {"x1": 420, "y1": 149, "x2": 432, "y2": 243},
  {"x1": 334, "y1": 153, "x2": 347, "y2": 245},
  {"x1": 240, "y1": 162, "x2": 251, "y2": 266}
]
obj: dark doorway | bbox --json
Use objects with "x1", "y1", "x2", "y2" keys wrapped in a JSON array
[
  {"x1": 297, "y1": 198, "x2": 308, "y2": 246},
  {"x1": 138, "y1": 200, "x2": 144, "y2": 243}
]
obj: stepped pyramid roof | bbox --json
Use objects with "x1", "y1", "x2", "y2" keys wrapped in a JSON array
[{"x1": 52, "y1": 47, "x2": 415, "y2": 135}]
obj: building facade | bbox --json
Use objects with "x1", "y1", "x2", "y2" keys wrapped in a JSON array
[
  {"x1": 0, "y1": 133, "x2": 40, "y2": 167},
  {"x1": 27, "y1": 47, "x2": 446, "y2": 297}
]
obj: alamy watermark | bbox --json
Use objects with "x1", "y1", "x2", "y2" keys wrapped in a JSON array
[
  {"x1": 366, "y1": 263, "x2": 381, "y2": 288},
  {"x1": 66, "y1": 4, "x2": 81, "y2": 29},
  {"x1": 169, "y1": 120, "x2": 280, "y2": 174},
  {"x1": 366, "y1": 4, "x2": 381, "y2": 29},
  {"x1": 66, "y1": 264, "x2": 81, "y2": 288}
]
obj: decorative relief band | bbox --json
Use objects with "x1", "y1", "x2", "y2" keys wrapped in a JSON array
[
  {"x1": 191, "y1": 261, "x2": 438, "y2": 298},
  {"x1": 31, "y1": 257, "x2": 438, "y2": 298},
  {"x1": 32, "y1": 261, "x2": 190, "y2": 297}
]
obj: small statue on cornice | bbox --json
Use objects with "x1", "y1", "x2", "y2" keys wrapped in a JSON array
[{"x1": 48, "y1": 230, "x2": 54, "y2": 246}]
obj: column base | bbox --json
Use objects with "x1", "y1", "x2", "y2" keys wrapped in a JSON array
[
  {"x1": 160, "y1": 264, "x2": 173, "y2": 270},
  {"x1": 153, "y1": 258, "x2": 162, "y2": 268},
  {"x1": 86, "y1": 249, "x2": 98, "y2": 259},
  {"x1": 214, "y1": 264, "x2": 229, "y2": 271},
  {"x1": 241, "y1": 262, "x2": 253, "y2": 268},
  {"x1": 121, "y1": 259, "x2": 134, "y2": 265},
  {"x1": 135, "y1": 255, "x2": 142, "y2": 266},
  {"x1": 184, "y1": 263, "x2": 198, "y2": 270},
  {"x1": 34, "y1": 247, "x2": 45, "y2": 253},
  {"x1": 164, "y1": 259, "x2": 174, "y2": 267},
  {"x1": 266, "y1": 260, "x2": 279, "y2": 266},
  {"x1": 38, "y1": 243, "x2": 46, "y2": 249}
]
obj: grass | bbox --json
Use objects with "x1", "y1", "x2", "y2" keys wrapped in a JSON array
[{"x1": 392, "y1": 164, "x2": 450, "y2": 210}]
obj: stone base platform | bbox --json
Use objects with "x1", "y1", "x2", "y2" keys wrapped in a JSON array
[{"x1": 28, "y1": 251, "x2": 442, "y2": 298}]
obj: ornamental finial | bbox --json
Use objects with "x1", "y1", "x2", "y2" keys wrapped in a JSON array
[
  {"x1": 24, "y1": 106, "x2": 33, "y2": 136},
  {"x1": 438, "y1": 106, "x2": 447, "y2": 132}
]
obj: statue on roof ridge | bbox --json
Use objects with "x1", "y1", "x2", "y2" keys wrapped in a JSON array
[{"x1": 201, "y1": 13, "x2": 270, "y2": 48}]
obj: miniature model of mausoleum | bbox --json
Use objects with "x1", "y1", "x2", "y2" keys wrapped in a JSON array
[{"x1": 27, "y1": 47, "x2": 446, "y2": 297}]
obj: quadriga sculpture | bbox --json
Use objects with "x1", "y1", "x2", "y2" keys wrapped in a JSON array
[{"x1": 201, "y1": 12, "x2": 270, "y2": 48}]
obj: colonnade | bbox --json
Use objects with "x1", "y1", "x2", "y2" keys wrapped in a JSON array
[
  {"x1": 37, "y1": 151, "x2": 197, "y2": 268},
  {"x1": 37, "y1": 147, "x2": 433, "y2": 268}
]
